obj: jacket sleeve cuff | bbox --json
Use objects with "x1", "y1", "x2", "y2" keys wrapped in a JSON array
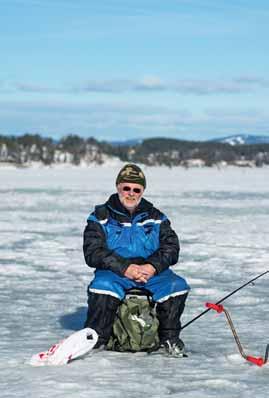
[
  {"x1": 145, "y1": 259, "x2": 162, "y2": 274},
  {"x1": 102, "y1": 256, "x2": 131, "y2": 276}
]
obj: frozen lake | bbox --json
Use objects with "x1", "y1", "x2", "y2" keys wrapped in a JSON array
[{"x1": 1, "y1": 165, "x2": 269, "y2": 397}]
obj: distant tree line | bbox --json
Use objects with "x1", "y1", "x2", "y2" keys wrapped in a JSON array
[
  {"x1": 127, "y1": 138, "x2": 269, "y2": 167},
  {"x1": 1, "y1": 134, "x2": 269, "y2": 167}
]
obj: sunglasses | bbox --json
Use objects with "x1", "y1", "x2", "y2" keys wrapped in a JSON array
[{"x1": 122, "y1": 186, "x2": 142, "y2": 194}]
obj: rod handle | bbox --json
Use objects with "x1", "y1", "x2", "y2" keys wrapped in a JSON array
[
  {"x1": 205, "y1": 302, "x2": 224, "y2": 313},
  {"x1": 246, "y1": 356, "x2": 265, "y2": 367}
]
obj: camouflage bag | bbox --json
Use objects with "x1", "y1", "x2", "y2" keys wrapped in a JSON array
[{"x1": 107, "y1": 292, "x2": 159, "y2": 352}]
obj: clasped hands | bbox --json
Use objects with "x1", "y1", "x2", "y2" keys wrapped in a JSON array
[{"x1": 124, "y1": 263, "x2": 156, "y2": 283}]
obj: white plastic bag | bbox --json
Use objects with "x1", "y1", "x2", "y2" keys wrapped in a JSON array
[{"x1": 29, "y1": 328, "x2": 98, "y2": 366}]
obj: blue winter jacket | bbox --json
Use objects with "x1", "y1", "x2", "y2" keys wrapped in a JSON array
[{"x1": 83, "y1": 193, "x2": 179, "y2": 275}]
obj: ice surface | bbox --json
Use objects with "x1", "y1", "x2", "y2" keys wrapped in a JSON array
[{"x1": 0, "y1": 165, "x2": 269, "y2": 397}]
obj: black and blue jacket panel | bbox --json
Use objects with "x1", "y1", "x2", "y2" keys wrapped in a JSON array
[{"x1": 83, "y1": 193, "x2": 180, "y2": 276}]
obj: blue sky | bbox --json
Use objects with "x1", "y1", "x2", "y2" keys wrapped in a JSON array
[{"x1": 1, "y1": 0, "x2": 269, "y2": 141}]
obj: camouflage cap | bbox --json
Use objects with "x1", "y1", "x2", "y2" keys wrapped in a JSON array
[{"x1": 116, "y1": 163, "x2": 146, "y2": 188}]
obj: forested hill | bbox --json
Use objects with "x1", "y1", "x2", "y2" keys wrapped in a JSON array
[{"x1": 1, "y1": 134, "x2": 269, "y2": 167}]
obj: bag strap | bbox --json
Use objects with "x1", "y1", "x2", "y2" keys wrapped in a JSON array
[{"x1": 125, "y1": 288, "x2": 155, "y2": 307}]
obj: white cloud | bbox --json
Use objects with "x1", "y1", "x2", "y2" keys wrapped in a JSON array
[
  {"x1": 0, "y1": 97, "x2": 269, "y2": 139},
  {"x1": 7, "y1": 75, "x2": 269, "y2": 96}
]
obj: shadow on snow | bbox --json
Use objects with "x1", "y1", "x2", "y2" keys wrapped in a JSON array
[{"x1": 59, "y1": 306, "x2": 87, "y2": 331}]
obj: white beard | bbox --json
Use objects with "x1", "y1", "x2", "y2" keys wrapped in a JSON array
[{"x1": 119, "y1": 194, "x2": 142, "y2": 212}]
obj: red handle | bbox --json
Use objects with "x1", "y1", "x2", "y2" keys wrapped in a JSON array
[
  {"x1": 246, "y1": 356, "x2": 265, "y2": 367},
  {"x1": 205, "y1": 302, "x2": 224, "y2": 313}
]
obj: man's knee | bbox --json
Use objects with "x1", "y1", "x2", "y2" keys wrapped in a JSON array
[
  {"x1": 89, "y1": 277, "x2": 116, "y2": 292},
  {"x1": 169, "y1": 272, "x2": 190, "y2": 292},
  {"x1": 89, "y1": 271, "x2": 125, "y2": 300},
  {"x1": 148, "y1": 270, "x2": 190, "y2": 302}
]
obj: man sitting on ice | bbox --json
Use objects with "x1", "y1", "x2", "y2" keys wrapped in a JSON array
[{"x1": 83, "y1": 163, "x2": 190, "y2": 356}]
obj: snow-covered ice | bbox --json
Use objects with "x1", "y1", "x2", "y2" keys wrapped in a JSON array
[{"x1": 0, "y1": 165, "x2": 269, "y2": 398}]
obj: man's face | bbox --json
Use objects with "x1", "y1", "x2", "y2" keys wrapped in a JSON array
[{"x1": 117, "y1": 182, "x2": 144, "y2": 212}]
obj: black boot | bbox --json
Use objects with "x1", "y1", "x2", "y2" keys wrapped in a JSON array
[
  {"x1": 84, "y1": 292, "x2": 120, "y2": 348},
  {"x1": 156, "y1": 293, "x2": 188, "y2": 345}
]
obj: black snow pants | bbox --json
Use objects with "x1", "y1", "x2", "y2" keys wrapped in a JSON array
[{"x1": 84, "y1": 291, "x2": 188, "y2": 348}]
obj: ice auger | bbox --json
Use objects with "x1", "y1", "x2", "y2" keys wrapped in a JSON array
[
  {"x1": 206, "y1": 302, "x2": 269, "y2": 367},
  {"x1": 181, "y1": 270, "x2": 269, "y2": 367}
]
